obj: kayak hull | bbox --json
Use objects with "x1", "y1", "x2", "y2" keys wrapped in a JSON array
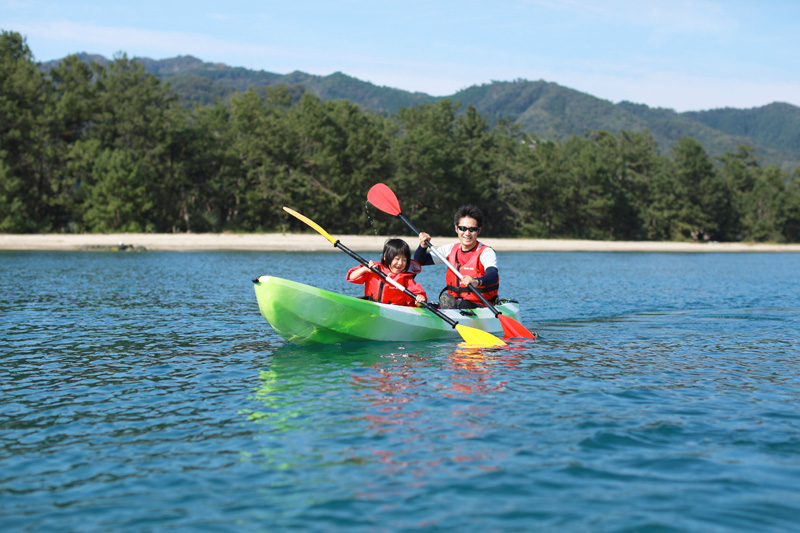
[{"x1": 253, "y1": 275, "x2": 521, "y2": 345}]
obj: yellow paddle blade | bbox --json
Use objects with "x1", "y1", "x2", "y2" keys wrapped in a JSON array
[
  {"x1": 283, "y1": 206, "x2": 337, "y2": 245},
  {"x1": 454, "y1": 324, "x2": 507, "y2": 347}
]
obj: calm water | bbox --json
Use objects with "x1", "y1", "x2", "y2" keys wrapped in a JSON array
[{"x1": 2, "y1": 250, "x2": 799, "y2": 531}]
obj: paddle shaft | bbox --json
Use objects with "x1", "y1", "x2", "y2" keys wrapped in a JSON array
[
  {"x1": 397, "y1": 213, "x2": 505, "y2": 316},
  {"x1": 334, "y1": 240, "x2": 460, "y2": 330}
]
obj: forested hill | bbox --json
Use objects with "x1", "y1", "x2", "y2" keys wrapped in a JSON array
[
  {"x1": 50, "y1": 53, "x2": 800, "y2": 171},
  {"x1": 686, "y1": 103, "x2": 800, "y2": 163},
  {"x1": 63, "y1": 54, "x2": 437, "y2": 115},
  {"x1": 455, "y1": 82, "x2": 800, "y2": 172}
]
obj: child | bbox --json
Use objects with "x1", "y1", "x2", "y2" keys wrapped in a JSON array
[{"x1": 347, "y1": 238, "x2": 427, "y2": 307}]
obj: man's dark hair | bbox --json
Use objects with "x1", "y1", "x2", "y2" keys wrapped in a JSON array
[
  {"x1": 453, "y1": 205, "x2": 484, "y2": 228},
  {"x1": 382, "y1": 238, "x2": 411, "y2": 271}
]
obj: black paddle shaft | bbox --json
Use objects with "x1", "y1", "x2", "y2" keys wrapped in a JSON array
[
  {"x1": 397, "y1": 213, "x2": 503, "y2": 316},
  {"x1": 334, "y1": 240, "x2": 459, "y2": 329}
]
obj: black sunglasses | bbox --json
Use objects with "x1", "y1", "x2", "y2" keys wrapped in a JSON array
[{"x1": 457, "y1": 225, "x2": 480, "y2": 233}]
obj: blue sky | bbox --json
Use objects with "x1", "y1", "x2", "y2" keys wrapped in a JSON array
[{"x1": 3, "y1": 0, "x2": 799, "y2": 112}]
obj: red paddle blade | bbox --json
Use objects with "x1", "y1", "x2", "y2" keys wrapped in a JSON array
[
  {"x1": 367, "y1": 183, "x2": 402, "y2": 216},
  {"x1": 498, "y1": 314, "x2": 538, "y2": 340}
]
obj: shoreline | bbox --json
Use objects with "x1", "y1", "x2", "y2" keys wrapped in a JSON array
[{"x1": 1, "y1": 233, "x2": 799, "y2": 252}]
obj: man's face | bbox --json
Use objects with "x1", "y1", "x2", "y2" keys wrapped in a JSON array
[{"x1": 455, "y1": 216, "x2": 480, "y2": 249}]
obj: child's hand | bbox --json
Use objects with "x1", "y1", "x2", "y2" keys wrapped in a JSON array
[
  {"x1": 367, "y1": 260, "x2": 377, "y2": 269},
  {"x1": 415, "y1": 295, "x2": 426, "y2": 306}
]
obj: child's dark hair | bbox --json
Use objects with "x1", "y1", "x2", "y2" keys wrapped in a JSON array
[
  {"x1": 382, "y1": 238, "x2": 411, "y2": 271},
  {"x1": 453, "y1": 204, "x2": 484, "y2": 228}
]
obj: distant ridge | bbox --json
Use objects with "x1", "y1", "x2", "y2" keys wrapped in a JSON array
[
  {"x1": 450, "y1": 80, "x2": 798, "y2": 170},
  {"x1": 686, "y1": 103, "x2": 800, "y2": 158},
  {"x1": 44, "y1": 54, "x2": 800, "y2": 171},
  {"x1": 78, "y1": 54, "x2": 438, "y2": 114}
]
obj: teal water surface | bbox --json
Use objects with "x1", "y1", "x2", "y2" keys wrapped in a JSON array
[{"x1": 2, "y1": 250, "x2": 799, "y2": 531}]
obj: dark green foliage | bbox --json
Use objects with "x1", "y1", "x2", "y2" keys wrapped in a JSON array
[
  {"x1": 0, "y1": 31, "x2": 48, "y2": 231},
  {"x1": 388, "y1": 100, "x2": 471, "y2": 235},
  {"x1": 668, "y1": 138, "x2": 729, "y2": 241},
  {"x1": 784, "y1": 170, "x2": 800, "y2": 242},
  {"x1": 82, "y1": 148, "x2": 154, "y2": 231},
  {"x1": 4, "y1": 31, "x2": 800, "y2": 242},
  {"x1": 738, "y1": 166, "x2": 788, "y2": 242}
]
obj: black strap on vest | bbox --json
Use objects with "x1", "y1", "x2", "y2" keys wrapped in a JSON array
[
  {"x1": 376, "y1": 281, "x2": 386, "y2": 302},
  {"x1": 364, "y1": 281, "x2": 387, "y2": 302},
  {"x1": 445, "y1": 282, "x2": 499, "y2": 296}
]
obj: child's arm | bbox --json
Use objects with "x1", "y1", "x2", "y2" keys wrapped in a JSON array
[
  {"x1": 406, "y1": 278, "x2": 428, "y2": 306},
  {"x1": 347, "y1": 261, "x2": 378, "y2": 282}
]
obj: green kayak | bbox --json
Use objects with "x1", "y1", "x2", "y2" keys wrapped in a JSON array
[{"x1": 253, "y1": 275, "x2": 521, "y2": 345}]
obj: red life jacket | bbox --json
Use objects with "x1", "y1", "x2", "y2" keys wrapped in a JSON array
[
  {"x1": 347, "y1": 260, "x2": 426, "y2": 306},
  {"x1": 444, "y1": 243, "x2": 499, "y2": 305}
]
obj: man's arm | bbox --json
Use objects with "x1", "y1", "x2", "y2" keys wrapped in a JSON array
[
  {"x1": 413, "y1": 245, "x2": 435, "y2": 265},
  {"x1": 414, "y1": 243, "x2": 454, "y2": 266},
  {"x1": 477, "y1": 247, "x2": 498, "y2": 286},
  {"x1": 479, "y1": 266, "x2": 499, "y2": 287}
]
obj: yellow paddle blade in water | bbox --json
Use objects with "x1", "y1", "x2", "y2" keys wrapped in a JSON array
[
  {"x1": 283, "y1": 206, "x2": 337, "y2": 245},
  {"x1": 455, "y1": 324, "x2": 507, "y2": 347}
]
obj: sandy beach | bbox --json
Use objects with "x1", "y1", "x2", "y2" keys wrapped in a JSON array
[{"x1": 1, "y1": 233, "x2": 799, "y2": 252}]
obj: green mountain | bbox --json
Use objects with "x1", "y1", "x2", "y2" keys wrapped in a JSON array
[
  {"x1": 685, "y1": 103, "x2": 800, "y2": 163},
  {"x1": 49, "y1": 54, "x2": 800, "y2": 171},
  {"x1": 451, "y1": 80, "x2": 798, "y2": 171},
  {"x1": 130, "y1": 54, "x2": 437, "y2": 113}
]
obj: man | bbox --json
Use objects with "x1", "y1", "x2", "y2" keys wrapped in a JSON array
[{"x1": 414, "y1": 204, "x2": 499, "y2": 309}]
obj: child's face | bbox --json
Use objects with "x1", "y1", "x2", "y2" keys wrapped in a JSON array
[{"x1": 388, "y1": 253, "x2": 408, "y2": 274}]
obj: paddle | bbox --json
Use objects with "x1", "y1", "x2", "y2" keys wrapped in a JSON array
[
  {"x1": 282, "y1": 206, "x2": 506, "y2": 347},
  {"x1": 367, "y1": 183, "x2": 537, "y2": 339}
]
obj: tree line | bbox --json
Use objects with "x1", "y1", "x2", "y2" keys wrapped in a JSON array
[{"x1": 2, "y1": 31, "x2": 800, "y2": 241}]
